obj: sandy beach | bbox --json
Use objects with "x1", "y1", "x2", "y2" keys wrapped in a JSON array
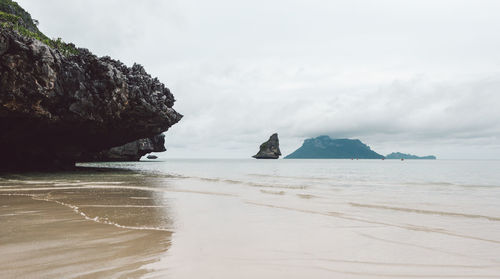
[
  {"x1": 0, "y1": 169, "x2": 171, "y2": 279},
  {"x1": 2, "y1": 160, "x2": 500, "y2": 278}
]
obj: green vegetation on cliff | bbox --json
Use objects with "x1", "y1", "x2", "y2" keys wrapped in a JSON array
[
  {"x1": 0, "y1": 0, "x2": 78, "y2": 55},
  {"x1": 0, "y1": 0, "x2": 39, "y2": 31}
]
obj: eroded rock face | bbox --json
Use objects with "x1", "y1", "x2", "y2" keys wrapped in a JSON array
[
  {"x1": 79, "y1": 134, "x2": 166, "y2": 162},
  {"x1": 253, "y1": 133, "x2": 281, "y2": 159},
  {"x1": 0, "y1": 28, "x2": 182, "y2": 170}
]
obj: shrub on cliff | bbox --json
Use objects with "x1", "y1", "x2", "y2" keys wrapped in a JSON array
[
  {"x1": 0, "y1": 0, "x2": 39, "y2": 32},
  {"x1": 0, "y1": 0, "x2": 78, "y2": 56}
]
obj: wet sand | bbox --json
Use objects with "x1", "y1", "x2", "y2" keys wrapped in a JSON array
[{"x1": 0, "y1": 169, "x2": 171, "y2": 279}]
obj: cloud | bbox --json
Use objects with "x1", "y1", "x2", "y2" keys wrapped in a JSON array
[
  {"x1": 163, "y1": 64, "x2": 500, "y2": 158},
  {"x1": 17, "y1": 0, "x2": 500, "y2": 159}
]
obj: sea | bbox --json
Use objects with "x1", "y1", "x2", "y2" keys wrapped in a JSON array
[{"x1": 1, "y1": 159, "x2": 500, "y2": 278}]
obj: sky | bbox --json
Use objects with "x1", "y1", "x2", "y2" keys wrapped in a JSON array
[{"x1": 18, "y1": 0, "x2": 500, "y2": 159}]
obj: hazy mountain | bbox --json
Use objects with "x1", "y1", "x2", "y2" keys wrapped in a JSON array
[
  {"x1": 386, "y1": 152, "x2": 436, "y2": 160},
  {"x1": 285, "y1": 136, "x2": 384, "y2": 159}
]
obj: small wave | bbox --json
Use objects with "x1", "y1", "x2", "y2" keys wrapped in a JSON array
[
  {"x1": 78, "y1": 205, "x2": 166, "y2": 208},
  {"x1": 4, "y1": 179, "x2": 69, "y2": 185},
  {"x1": 316, "y1": 257, "x2": 497, "y2": 268},
  {"x1": 350, "y1": 203, "x2": 500, "y2": 221},
  {"x1": 402, "y1": 181, "x2": 500, "y2": 189},
  {"x1": 357, "y1": 232, "x2": 500, "y2": 263},
  {"x1": 0, "y1": 185, "x2": 236, "y2": 197},
  {"x1": 248, "y1": 173, "x2": 332, "y2": 181},
  {"x1": 15, "y1": 210, "x2": 41, "y2": 214},
  {"x1": 53, "y1": 181, "x2": 126, "y2": 186},
  {"x1": 316, "y1": 265, "x2": 500, "y2": 278},
  {"x1": 193, "y1": 176, "x2": 308, "y2": 189},
  {"x1": 247, "y1": 201, "x2": 500, "y2": 244},
  {"x1": 260, "y1": 190, "x2": 286, "y2": 195},
  {"x1": 26, "y1": 194, "x2": 172, "y2": 232},
  {"x1": 297, "y1": 194, "x2": 317, "y2": 199}
]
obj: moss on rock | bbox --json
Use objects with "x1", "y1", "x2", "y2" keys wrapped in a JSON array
[{"x1": 0, "y1": 0, "x2": 78, "y2": 56}]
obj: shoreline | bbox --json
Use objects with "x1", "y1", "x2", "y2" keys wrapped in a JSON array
[
  {"x1": 2, "y1": 160, "x2": 500, "y2": 278},
  {"x1": 0, "y1": 171, "x2": 172, "y2": 278}
]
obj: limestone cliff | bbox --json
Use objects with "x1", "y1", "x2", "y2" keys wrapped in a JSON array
[{"x1": 0, "y1": 3, "x2": 182, "y2": 169}]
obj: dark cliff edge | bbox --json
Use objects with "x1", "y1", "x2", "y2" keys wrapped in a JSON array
[
  {"x1": 0, "y1": 2, "x2": 182, "y2": 170},
  {"x1": 79, "y1": 134, "x2": 167, "y2": 162}
]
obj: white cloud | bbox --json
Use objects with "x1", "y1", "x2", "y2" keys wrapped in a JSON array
[{"x1": 17, "y1": 0, "x2": 500, "y2": 159}]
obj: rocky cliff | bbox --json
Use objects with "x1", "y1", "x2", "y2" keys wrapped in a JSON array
[
  {"x1": 0, "y1": 3, "x2": 182, "y2": 170},
  {"x1": 253, "y1": 133, "x2": 281, "y2": 159}
]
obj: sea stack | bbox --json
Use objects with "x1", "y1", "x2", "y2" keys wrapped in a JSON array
[{"x1": 253, "y1": 133, "x2": 281, "y2": 159}]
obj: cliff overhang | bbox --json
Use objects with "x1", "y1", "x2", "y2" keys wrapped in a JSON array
[{"x1": 0, "y1": 26, "x2": 182, "y2": 170}]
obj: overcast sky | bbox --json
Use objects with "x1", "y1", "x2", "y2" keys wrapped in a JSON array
[{"x1": 18, "y1": 0, "x2": 500, "y2": 159}]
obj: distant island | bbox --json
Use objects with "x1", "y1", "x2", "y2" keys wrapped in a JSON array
[
  {"x1": 285, "y1": 136, "x2": 384, "y2": 159},
  {"x1": 386, "y1": 152, "x2": 436, "y2": 160}
]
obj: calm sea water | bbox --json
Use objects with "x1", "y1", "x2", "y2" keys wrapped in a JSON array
[
  {"x1": 2, "y1": 159, "x2": 500, "y2": 278},
  {"x1": 83, "y1": 159, "x2": 500, "y2": 278}
]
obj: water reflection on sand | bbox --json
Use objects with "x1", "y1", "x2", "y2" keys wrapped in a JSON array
[{"x1": 0, "y1": 168, "x2": 172, "y2": 279}]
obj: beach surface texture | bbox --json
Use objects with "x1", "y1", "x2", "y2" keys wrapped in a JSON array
[{"x1": 1, "y1": 159, "x2": 500, "y2": 278}]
